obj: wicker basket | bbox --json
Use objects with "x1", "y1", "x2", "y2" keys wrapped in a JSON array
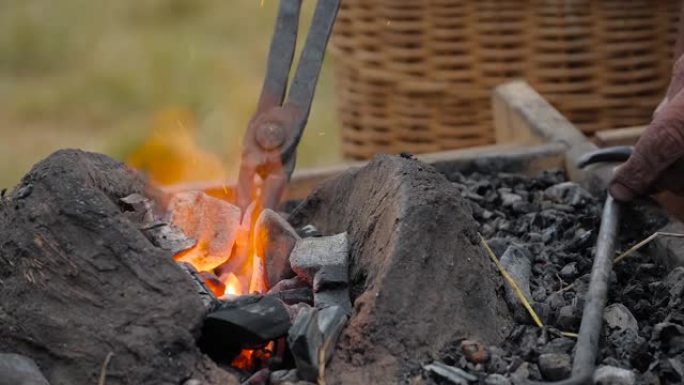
[{"x1": 330, "y1": 0, "x2": 680, "y2": 159}]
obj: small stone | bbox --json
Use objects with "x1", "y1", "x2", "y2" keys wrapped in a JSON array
[
  {"x1": 543, "y1": 182, "x2": 592, "y2": 206},
  {"x1": 183, "y1": 380, "x2": 201, "y2": 385},
  {"x1": 254, "y1": 209, "x2": 300, "y2": 288},
  {"x1": 537, "y1": 353, "x2": 571, "y2": 381},
  {"x1": 556, "y1": 304, "x2": 580, "y2": 330},
  {"x1": 593, "y1": 365, "x2": 636, "y2": 385},
  {"x1": 604, "y1": 304, "x2": 638, "y2": 334},
  {"x1": 460, "y1": 340, "x2": 488, "y2": 364},
  {"x1": 500, "y1": 245, "x2": 533, "y2": 323},
  {"x1": 501, "y1": 192, "x2": 523, "y2": 207},
  {"x1": 484, "y1": 373, "x2": 511, "y2": 385},
  {"x1": 0, "y1": 353, "x2": 50, "y2": 385},
  {"x1": 559, "y1": 262, "x2": 578, "y2": 280}
]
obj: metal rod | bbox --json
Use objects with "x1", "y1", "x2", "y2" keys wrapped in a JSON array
[
  {"x1": 528, "y1": 195, "x2": 620, "y2": 385},
  {"x1": 256, "y1": 0, "x2": 302, "y2": 114},
  {"x1": 281, "y1": 0, "x2": 341, "y2": 168}
]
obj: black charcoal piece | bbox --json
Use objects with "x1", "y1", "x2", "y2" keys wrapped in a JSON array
[
  {"x1": 287, "y1": 306, "x2": 348, "y2": 382},
  {"x1": 537, "y1": 353, "x2": 571, "y2": 381},
  {"x1": 313, "y1": 288, "x2": 352, "y2": 315},
  {"x1": 200, "y1": 295, "x2": 291, "y2": 362},
  {"x1": 274, "y1": 287, "x2": 314, "y2": 306},
  {"x1": 423, "y1": 362, "x2": 477, "y2": 384},
  {"x1": 269, "y1": 369, "x2": 298, "y2": 384},
  {"x1": 289, "y1": 232, "x2": 351, "y2": 314},
  {"x1": 556, "y1": 304, "x2": 580, "y2": 331},
  {"x1": 241, "y1": 368, "x2": 270, "y2": 385},
  {"x1": 290, "y1": 233, "x2": 349, "y2": 286}
]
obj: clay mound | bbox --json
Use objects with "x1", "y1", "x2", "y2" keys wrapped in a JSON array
[
  {"x1": 0, "y1": 150, "x2": 236, "y2": 385},
  {"x1": 289, "y1": 154, "x2": 513, "y2": 385}
]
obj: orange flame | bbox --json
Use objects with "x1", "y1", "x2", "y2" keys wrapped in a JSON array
[
  {"x1": 128, "y1": 108, "x2": 274, "y2": 369},
  {"x1": 127, "y1": 107, "x2": 227, "y2": 186}
]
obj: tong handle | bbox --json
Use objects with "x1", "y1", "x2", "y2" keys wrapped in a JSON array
[
  {"x1": 257, "y1": 0, "x2": 302, "y2": 115},
  {"x1": 280, "y1": 0, "x2": 341, "y2": 164}
]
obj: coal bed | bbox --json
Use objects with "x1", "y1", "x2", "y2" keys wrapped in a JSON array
[{"x1": 419, "y1": 169, "x2": 682, "y2": 385}]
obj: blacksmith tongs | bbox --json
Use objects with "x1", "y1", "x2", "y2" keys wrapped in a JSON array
[{"x1": 235, "y1": 0, "x2": 340, "y2": 213}]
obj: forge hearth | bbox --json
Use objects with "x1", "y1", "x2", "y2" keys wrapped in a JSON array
[
  {"x1": 0, "y1": 150, "x2": 512, "y2": 385},
  {"x1": 0, "y1": 150, "x2": 235, "y2": 385}
]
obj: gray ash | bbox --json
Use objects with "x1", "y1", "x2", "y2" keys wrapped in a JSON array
[{"x1": 426, "y1": 170, "x2": 680, "y2": 385}]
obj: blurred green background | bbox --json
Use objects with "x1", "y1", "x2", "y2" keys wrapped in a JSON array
[{"x1": 0, "y1": 0, "x2": 341, "y2": 189}]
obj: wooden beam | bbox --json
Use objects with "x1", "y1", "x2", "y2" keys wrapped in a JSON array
[
  {"x1": 160, "y1": 142, "x2": 566, "y2": 202},
  {"x1": 594, "y1": 125, "x2": 646, "y2": 147}
]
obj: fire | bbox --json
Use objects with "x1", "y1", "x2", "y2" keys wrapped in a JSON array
[
  {"x1": 127, "y1": 108, "x2": 275, "y2": 369},
  {"x1": 126, "y1": 107, "x2": 227, "y2": 186},
  {"x1": 223, "y1": 273, "x2": 242, "y2": 297},
  {"x1": 231, "y1": 342, "x2": 274, "y2": 371}
]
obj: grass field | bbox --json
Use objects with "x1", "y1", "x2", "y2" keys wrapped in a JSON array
[{"x1": 0, "y1": 0, "x2": 341, "y2": 188}]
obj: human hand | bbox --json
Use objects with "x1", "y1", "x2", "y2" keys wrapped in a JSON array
[{"x1": 609, "y1": 56, "x2": 684, "y2": 202}]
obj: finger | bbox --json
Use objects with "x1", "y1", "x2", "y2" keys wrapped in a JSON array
[
  {"x1": 652, "y1": 157, "x2": 684, "y2": 194},
  {"x1": 610, "y1": 90, "x2": 684, "y2": 200},
  {"x1": 667, "y1": 54, "x2": 684, "y2": 100}
]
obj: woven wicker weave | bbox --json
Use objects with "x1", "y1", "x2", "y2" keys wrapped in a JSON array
[{"x1": 331, "y1": 0, "x2": 680, "y2": 159}]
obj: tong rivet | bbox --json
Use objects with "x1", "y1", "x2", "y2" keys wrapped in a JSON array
[{"x1": 256, "y1": 123, "x2": 286, "y2": 151}]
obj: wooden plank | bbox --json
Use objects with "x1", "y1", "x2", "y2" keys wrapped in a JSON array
[
  {"x1": 594, "y1": 125, "x2": 646, "y2": 147},
  {"x1": 491, "y1": 81, "x2": 615, "y2": 193},
  {"x1": 161, "y1": 142, "x2": 566, "y2": 202},
  {"x1": 493, "y1": 81, "x2": 588, "y2": 147}
]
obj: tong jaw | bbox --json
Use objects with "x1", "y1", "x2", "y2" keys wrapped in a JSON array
[{"x1": 237, "y1": 0, "x2": 340, "y2": 212}]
